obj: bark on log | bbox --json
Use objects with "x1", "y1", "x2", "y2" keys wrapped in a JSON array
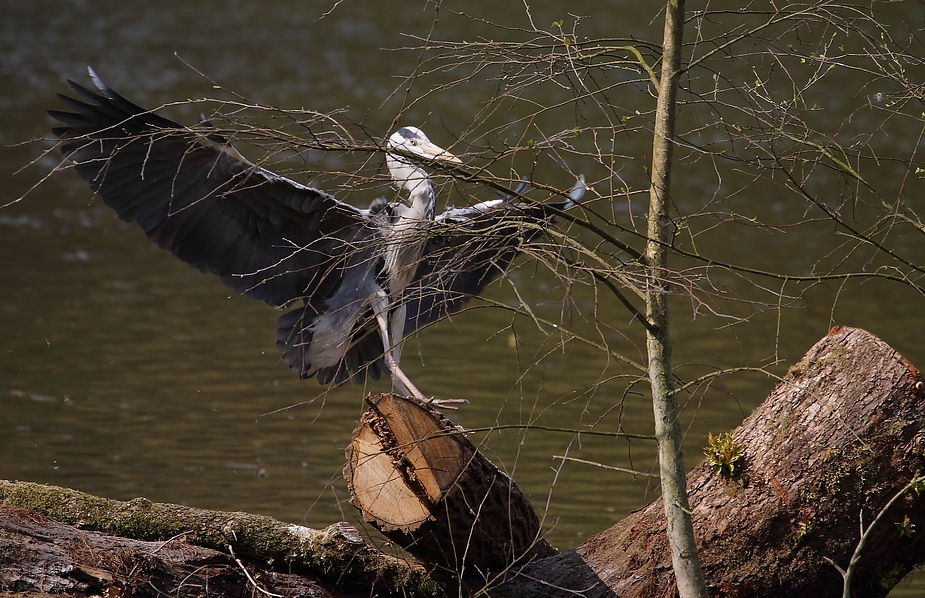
[
  {"x1": 0, "y1": 504, "x2": 336, "y2": 597},
  {"x1": 496, "y1": 327, "x2": 925, "y2": 597},
  {"x1": 344, "y1": 393, "x2": 556, "y2": 592},
  {"x1": 0, "y1": 481, "x2": 441, "y2": 598}
]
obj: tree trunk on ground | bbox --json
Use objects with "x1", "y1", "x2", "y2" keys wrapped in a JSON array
[
  {"x1": 497, "y1": 327, "x2": 925, "y2": 597},
  {"x1": 0, "y1": 481, "x2": 441, "y2": 598},
  {"x1": 0, "y1": 505, "x2": 339, "y2": 598},
  {"x1": 2, "y1": 327, "x2": 924, "y2": 597}
]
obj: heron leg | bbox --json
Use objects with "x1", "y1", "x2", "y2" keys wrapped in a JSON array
[
  {"x1": 389, "y1": 302, "x2": 407, "y2": 367},
  {"x1": 377, "y1": 292, "x2": 468, "y2": 410},
  {"x1": 371, "y1": 290, "x2": 427, "y2": 402}
]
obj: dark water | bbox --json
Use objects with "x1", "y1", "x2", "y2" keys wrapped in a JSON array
[{"x1": 2, "y1": 1, "x2": 924, "y2": 593}]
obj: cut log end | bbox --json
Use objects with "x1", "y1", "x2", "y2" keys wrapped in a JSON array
[
  {"x1": 344, "y1": 393, "x2": 471, "y2": 531},
  {"x1": 344, "y1": 393, "x2": 556, "y2": 587}
]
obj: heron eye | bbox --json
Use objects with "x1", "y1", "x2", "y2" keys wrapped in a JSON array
[{"x1": 408, "y1": 139, "x2": 418, "y2": 146}]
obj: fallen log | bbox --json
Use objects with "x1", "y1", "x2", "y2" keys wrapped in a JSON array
[
  {"x1": 497, "y1": 326, "x2": 925, "y2": 597},
  {"x1": 0, "y1": 481, "x2": 441, "y2": 598},
  {"x1": 0, "y1": 504, "x2": 335, "y2": 598}
]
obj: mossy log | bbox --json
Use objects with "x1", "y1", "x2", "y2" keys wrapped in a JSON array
[
  {"x1": 0, "y1": 504, "x2": 336, "y2": 597},
  {"x1": 0, "y1": 480, "x2": 441, "y2": 598}
]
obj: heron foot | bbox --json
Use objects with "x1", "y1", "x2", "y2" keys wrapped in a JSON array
[
  {"x1": 387, "y1": 363, "x2": 431, "y2": 404},
  {"x1": 425, "y1": 397, "x2": 469, "y2": 411}
]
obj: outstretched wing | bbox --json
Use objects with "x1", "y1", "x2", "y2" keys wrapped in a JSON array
[
  {"x1": 49, "y1": 68, "x2": 371, "y2": 308},
  {"x1": 403, "y1": 185, "x2": 574, "y2": 333}
]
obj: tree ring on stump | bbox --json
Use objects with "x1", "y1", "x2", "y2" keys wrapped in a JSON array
[{"x1": 344, "y1": 394, "x2": 470, "y2": 531}]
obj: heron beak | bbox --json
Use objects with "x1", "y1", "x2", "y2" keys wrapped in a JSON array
[{"x1": 416, "y1": 140, "x2": 462, "y2": 165}]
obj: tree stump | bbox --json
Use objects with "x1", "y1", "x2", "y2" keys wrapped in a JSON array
[{"x1": 344, "y1": 393, "x2": 556, "y2": 589}]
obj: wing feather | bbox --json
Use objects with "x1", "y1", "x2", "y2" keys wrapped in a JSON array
[
  {"x1": 50, "y1": 71, "x2": 371, "y2": 308},
  {"x1": 404, "y1": 197, "x2": 570, "y2": 334}
]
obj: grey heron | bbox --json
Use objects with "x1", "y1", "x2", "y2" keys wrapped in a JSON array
[{"x1": 49, "y1": 68, "x2": 579, "y2": 402}]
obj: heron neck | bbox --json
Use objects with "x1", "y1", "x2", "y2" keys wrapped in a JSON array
[
  {"x1": 387, "y1": 154, "x2": 436, "y2": 220},
  {"x1": 406, "y1": 180, "x2": 436, "y2": 221}
]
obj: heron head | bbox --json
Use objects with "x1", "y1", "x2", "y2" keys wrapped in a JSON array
[{"x1": 386, "y1": 127, "x2": 461, "y2": 194}]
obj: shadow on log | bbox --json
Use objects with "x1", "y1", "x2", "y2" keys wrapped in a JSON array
[{"x1": 2, "y1": 327, "x2": 924, "y2": 597}]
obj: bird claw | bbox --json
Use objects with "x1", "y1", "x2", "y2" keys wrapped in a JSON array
[{"x1": 425, "y1": 397, "x2": 469, "y2": 411}]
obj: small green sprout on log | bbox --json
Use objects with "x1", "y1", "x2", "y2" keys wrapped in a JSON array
[
  {"x1": 797, "y1": 507, "x2": 816, "y2": 539},
  {"x1": 879, "y1": 564, "x2": 904, "y2": 590},
  {"x1": 911, "y1": 470, "x2": 925, "y2": 496},
  {"x1": 704, "y1": 432, "x2": 744, "y2": 479},
  {"x1": 895, "y1": 514, "x2": 916, "y2": 538}
]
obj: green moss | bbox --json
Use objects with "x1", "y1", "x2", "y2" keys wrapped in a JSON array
[{"x1": 0, "y1": 480, "x2": 445, "y2": 598}]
